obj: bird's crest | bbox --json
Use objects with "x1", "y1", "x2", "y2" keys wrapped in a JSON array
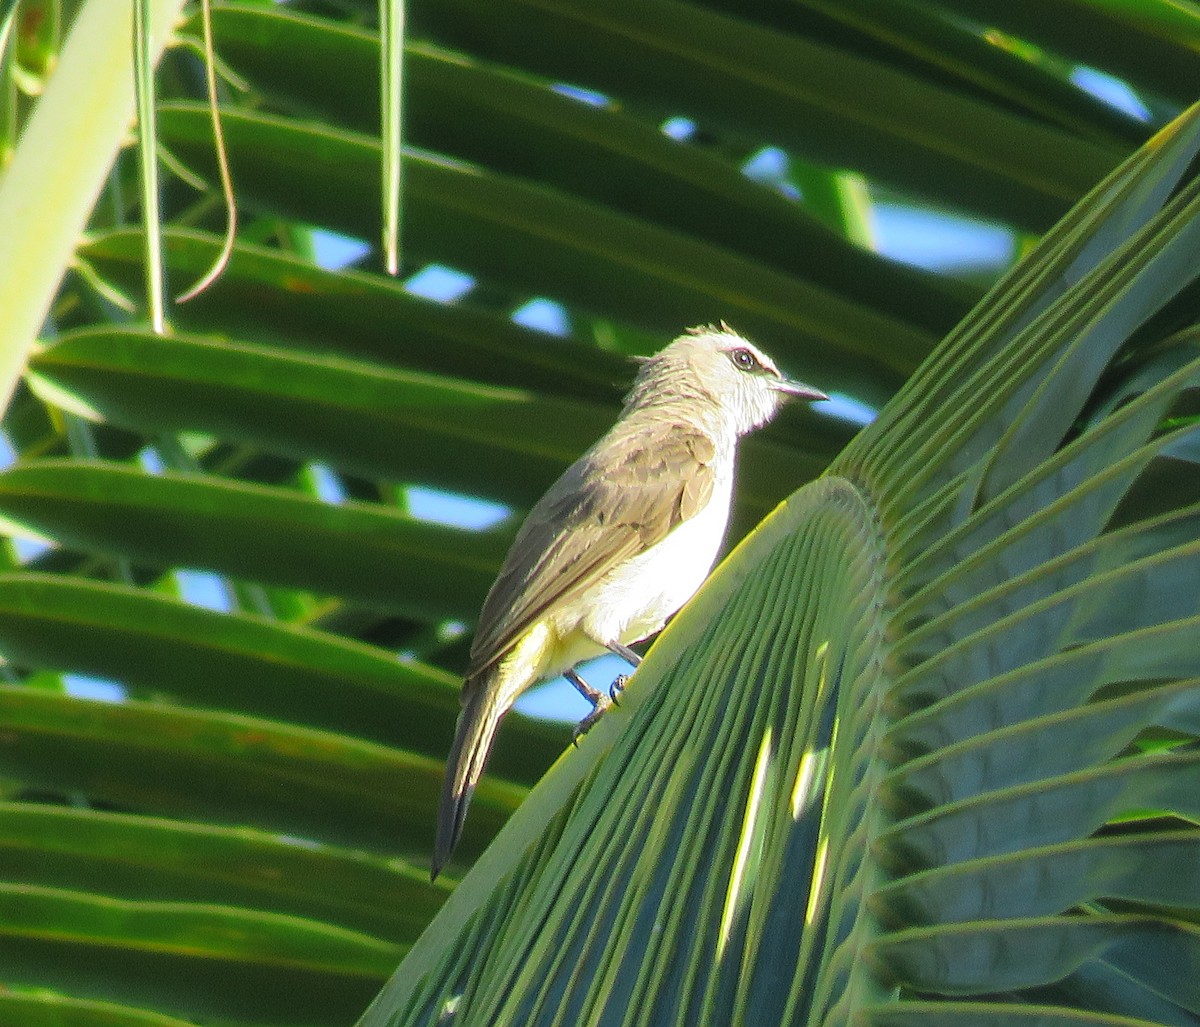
[{"x1": 686, "y1": 320, "x2": 740, "y2": 338}]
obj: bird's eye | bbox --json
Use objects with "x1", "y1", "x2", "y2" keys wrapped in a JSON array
[{"x1": 730, "y1": 348, "x2": 759, "y2": 371}]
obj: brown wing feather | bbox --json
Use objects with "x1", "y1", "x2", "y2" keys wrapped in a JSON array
[{"x1": 465, "y1": 420, "x2": 717, "y2": 681}]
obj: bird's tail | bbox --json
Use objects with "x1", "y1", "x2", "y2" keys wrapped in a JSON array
[{"x1": 432, "y1": 681, "x2": 504, "y2": 881}]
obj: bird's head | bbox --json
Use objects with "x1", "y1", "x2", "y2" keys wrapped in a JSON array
[{"x1": 627, "y1": 324, "x2": 828, "y2": 437}]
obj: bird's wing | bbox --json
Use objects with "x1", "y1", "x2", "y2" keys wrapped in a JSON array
[{"x1": 464, "y1": 421, "x2": 718, "y2": 681}]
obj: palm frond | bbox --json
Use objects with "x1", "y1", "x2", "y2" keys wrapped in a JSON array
[{"x1": 361, "y1": 104, "x2": 1200, "y2": 1027}]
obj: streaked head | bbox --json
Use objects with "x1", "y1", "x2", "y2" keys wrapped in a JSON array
[{"x1": 625, "y1": 324, "x2": 828, "y2": 436}]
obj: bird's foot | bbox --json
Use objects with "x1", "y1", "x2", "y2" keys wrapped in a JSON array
[
  {"x1": 609, "y1": 674, "x2": 629, "y2": 706},
  {"x1": 572, "y1": 692, "x2": 614, "y2": 745}
]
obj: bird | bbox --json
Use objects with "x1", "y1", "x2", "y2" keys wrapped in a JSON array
[{"x1": 431, "y1": 324, "x2": 828, "y2": 879}]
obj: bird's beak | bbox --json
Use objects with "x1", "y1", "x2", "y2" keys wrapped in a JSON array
[{"x1": 773, "y1": 377, "x2": 829, "y2": 402}]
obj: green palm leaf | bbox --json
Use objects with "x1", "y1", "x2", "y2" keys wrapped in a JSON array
[
  {"x1": 359, "y1": 106, "x2": 1200, "y2": 1026},
  {"x1": 0, "y1": 0, "x2": 1196, "y2": 1023}
]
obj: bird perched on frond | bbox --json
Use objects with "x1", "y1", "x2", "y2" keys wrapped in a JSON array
[{"x1": 432, "y1": 324, "x2": 827, "y2": 879}]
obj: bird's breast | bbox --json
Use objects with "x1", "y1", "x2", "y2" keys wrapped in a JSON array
[{"x1": 582, "y1": 469, "x2": 734, "y2": 645}]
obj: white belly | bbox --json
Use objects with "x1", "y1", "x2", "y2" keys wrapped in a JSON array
[{"x1": 578, "y1": 469, "x2": 734, "y2": 647}]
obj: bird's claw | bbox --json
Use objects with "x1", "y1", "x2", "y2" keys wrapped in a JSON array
[
  {"x1": 571, "y1": 674, "x2": 633, "y2": 745},
  {"x1": 609, "y1": 674, "x2": 628, "y2": 705},
  {"x1": 572, "y1": 692, "x2": 614, "y2": 744}
]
